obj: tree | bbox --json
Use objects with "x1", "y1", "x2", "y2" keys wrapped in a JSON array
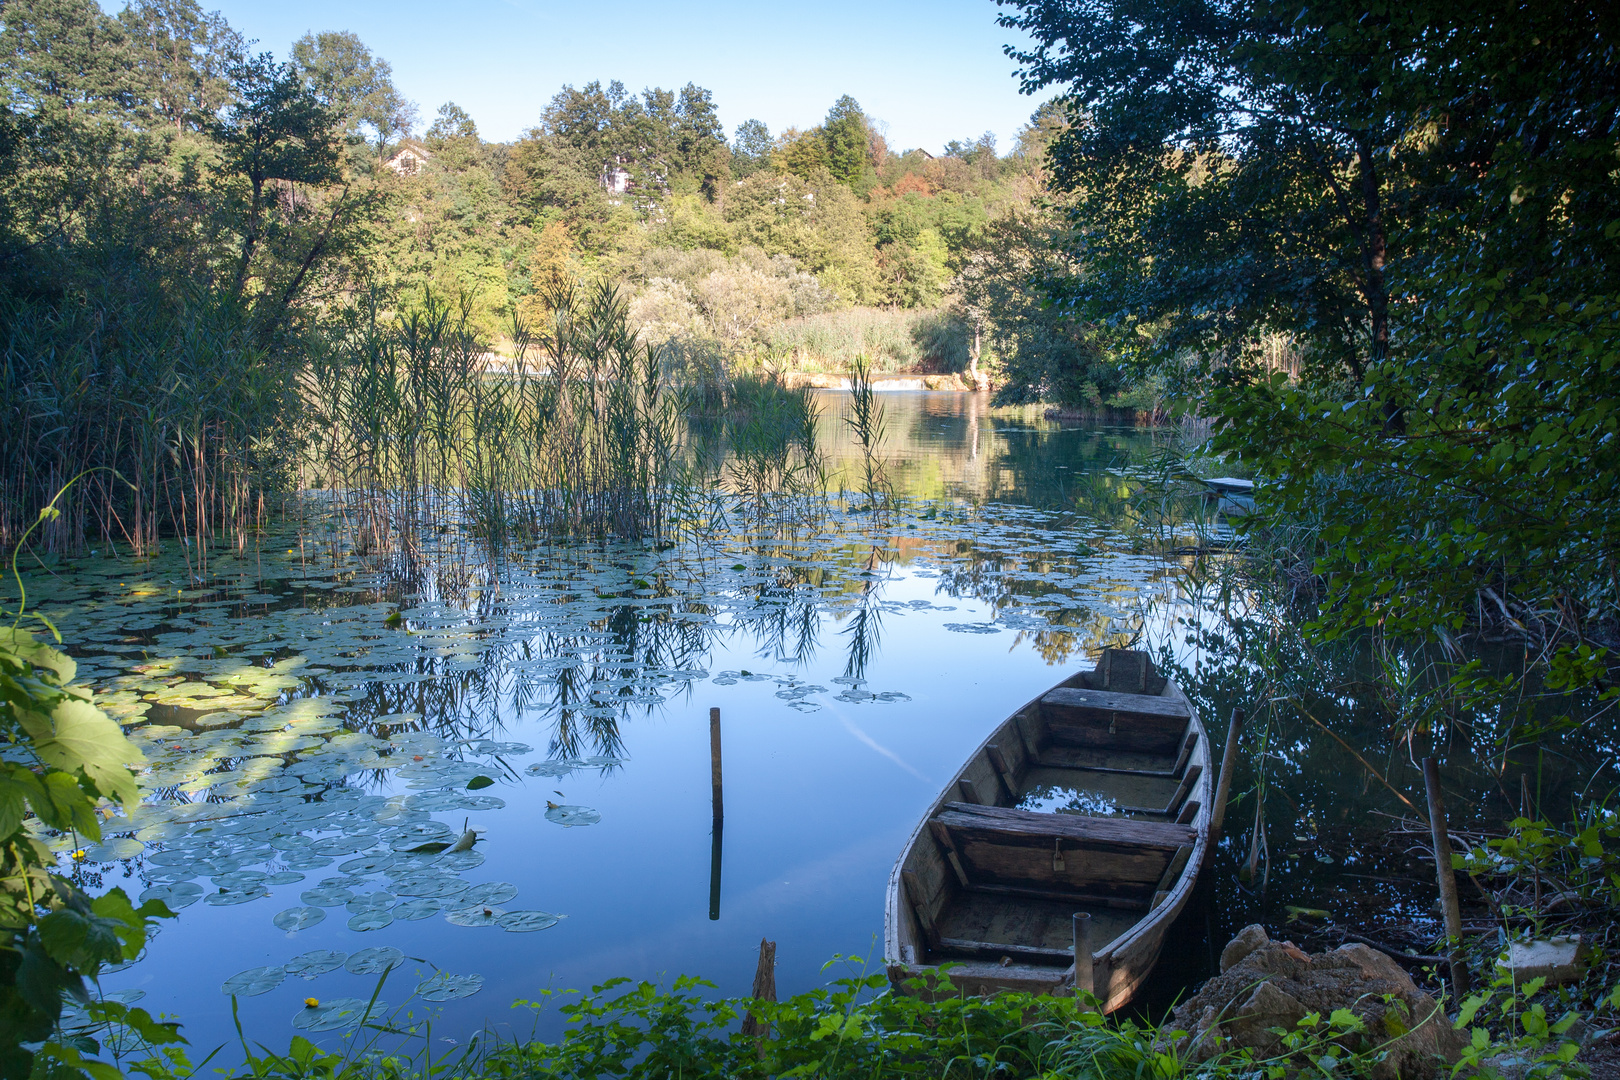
[
  {"x1": 290, "y1": 30, "x2": 415, "y2": 154},
  {"x1": 1002, "y1": 0, "x2": 1620, "y2": 671},
  {"x1": 211, "y1": 51, "x2": 345, "y2": 315},
  {"x1": 731, "y1": 118, "x2": 772, "y2": 177},
  {"x1": 119, "y1": 0, "x2": 242, "y2": 133},
  {"x1": 0, "y1": 0, "x2": 134, "y2": 123},
  {"x1": 426, "y1": 101, "x2": 477, "y2": 144},
  {"x1": 821, "y1": 95, "x2": 871, "y2": 188}
]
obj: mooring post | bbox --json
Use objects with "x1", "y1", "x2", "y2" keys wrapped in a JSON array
[
  {"x1": 710, "y1": 706, "x2": 724, "y2": 826},
  {"x1": 1205, "y1": 707, "x2": 1244, "y2": 867},
  {"x1": 1072, "y1": 912, "x2": 1094, "y2": 998},
  {"x1": 1422, "y1": 756, "x2": 1471, "y2": 997}
]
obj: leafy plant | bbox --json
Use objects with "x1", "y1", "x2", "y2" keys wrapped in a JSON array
[{"x1": 1, "y1": 500, "x2": 175, "y2": 1079}]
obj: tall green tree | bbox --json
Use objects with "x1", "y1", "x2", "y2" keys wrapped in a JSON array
[
  {"x1": 821, "y1": 94, "x2": 871, "y2": 188},
  {"x1": 118, "y1": 0, "x2": 241, "y2": 133},
  {"x1": 290, "y1": 30, "x2": 415, "y2": 154},
  {"x1": 1001, "y1": 0, "x2": 1620, "y2": 670}
]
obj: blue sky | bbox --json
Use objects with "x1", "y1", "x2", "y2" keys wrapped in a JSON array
[{"x1": 198, "y1": 0, "x2": 1059, "y2": 153}]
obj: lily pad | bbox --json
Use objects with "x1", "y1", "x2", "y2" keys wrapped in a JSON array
[
  {"x1": 415, "y1": 972, "x2": 484, "y2": 1001},
  {"x1": 300, "y1": 886, "x2": 354, "y2": 906},
  {"x1": 222, "y1": 966, "x2": 285, "y2": 996},
  {"x1": 83, "y1": 838, "x2": 144, "y2": 862},
  {"x1": 339, "y1": 854, "x2": 396, "y2": 874},
  {"x1": 444, "y1": 905, "x2": 503, "y2": 927},
  {"x1": 497, "y1": 910, "x2": 561, "y2": 933},
  {"x1": 465, "y1": 776, "x2": 495, "y2": 790},
  {"x1": 348, "y1": 909, "x2": 394, "y2": 932},
  {"x1": 462, "y1": 881, "x2": 517, "y2": 905},
  {"x1": 285, "y1": 949, "x2": 347, "y2": 978},
  {"x1": 345, "y1": 891, "x2": 395, "y2": 913},
  {"x1": 391, "y1": 898, "x2": 441, "y2": 921},
  {"x1": 544, "y1": 804, "x2": 600, "y2": 827},
  {"x1": 140, "y1": 882, "x2": 203, "y2": 909},
  {"x1": 344, "y1": 946, "x2": 404, "y2": 974},
  {"x1": 272, "y1": 906, "x2": 326, "y2": 931},
  {"x1": 205, "y1": 886, "x2": 268, "y2": 906},
  {"x1": 291, "y1": 997, "x2": 382, "y2": 1032}
]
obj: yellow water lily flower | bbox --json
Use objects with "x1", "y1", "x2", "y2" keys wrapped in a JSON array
[
  {"x1": 304, "y1": 998, "x2": 319, "y2": 1008},
  {"x1": 71, "y1": 850, "x2": 86, "y2": 860}
]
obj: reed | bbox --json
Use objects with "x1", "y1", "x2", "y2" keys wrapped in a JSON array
[
  {"x1": 305, "y1": 282, "x2": 684, "y2": 555},
  {"x1": 844, "y1": 355, "x2": 891, "y2": 511},
  {"x1": 0, "y1": 288, "x2": 300, "y2": 564}
]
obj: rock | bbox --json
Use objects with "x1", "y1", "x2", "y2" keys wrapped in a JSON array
[
  {"x1": 1169, "y1": 931, "x2": 1465, "y2": 1080},
  {"x1": 1220, "y1": 923, "x2": 1271, "y2": 972},
  {"x1": 1500, "y1": 936, "x2": 1586, "y2": 987}
]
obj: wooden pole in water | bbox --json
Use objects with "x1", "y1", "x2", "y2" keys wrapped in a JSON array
[
  {"x1": 710, "y1": 707, "x2": 724, "y2": 826},
  {"x1": 709, "y1": 707, "x2": 724, "y2": 921},
  {"x1": 1422, "y1": 756, "x2": 1471, "y2": 997},
  {"x1": 1072, "y1": 912, "x2": 1094, "y2": 998},
  {"x1": 1205, "y1": 707, "x2": 1244, "y2": 867}
]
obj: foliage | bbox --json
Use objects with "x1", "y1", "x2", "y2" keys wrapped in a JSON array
[
  {"x1": 1, "y1": 502, "x2": 173, "y2": 1080},
  {"x1": 1003, "y1": 0, "x2": 1620, "y2": 672}
]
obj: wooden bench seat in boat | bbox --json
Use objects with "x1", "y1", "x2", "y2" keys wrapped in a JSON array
[
  {"x1": 928, "y1": 802, "x2": 1196, "y2": 903},
  {"x1": 1039, "y1": 687, "x2": 1191, "y2": 756}
]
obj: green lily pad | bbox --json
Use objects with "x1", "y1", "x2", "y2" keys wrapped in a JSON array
[
  {"x1": 544, "y1": 804, "x2": 600, "y2": 827},
  {"x1": 345, "y1": 891, "x2": 395, "y2": 913},
  {"x1": 348, "y1": 909, "x2": 394, "y2": 932},
  {"x1": 222, "y1": 966, "x2": 285, "y2": 996},
  {"x1": 415, "y1": 972, "x2": 484, "y2": 1002},
  {"x1": 497, "y1": 910, "x2": 561, "y2": 933},
  {"x1": 465, "y1": 775, "x2": 495, "y2": 790},
  {"x1": 273, "y1": 907, "x2": 326, "y2": 931},
  {"x1": 140, "y1": 882, "x2": 203, "y2": 909},
  {"x1": 444, "y1": 905, "x2": 503, "y2": 927},
  {"x1": 391, "y1": 898, "x2": 441, "y2": 921},
  {"x1": 83, "y1": 838, "x2": 144, "y2": 862},
  {"x1": 205, "y1": 886, "x2": 268, "y2": 906},
  {"x1": 462, "y1": 882, "x2": 517, "y2": 905},
  {"x1": 300, "y1": 886, "x2": 354, "y2": 907},
  {"x1": 285, "y1": 949, "x2": 347, "y2": 978},
  {"x1": 291, "y1": 997, "x2": 383, "y2": 1032},
  {"x1": 344, "y1": 946, "x2": 404, "y2": 974},
  {"x1": 340, "y1": 854, "x2": 396, "y2": 874}
]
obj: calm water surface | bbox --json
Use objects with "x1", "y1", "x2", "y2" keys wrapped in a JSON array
[{"x1": 23, "y1": 393, "x2": 1199, "y2": 1048}]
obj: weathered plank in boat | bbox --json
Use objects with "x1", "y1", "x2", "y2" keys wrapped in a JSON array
[
  {"x1": 938, "y1": 938, "x2": 1074, "y2": 963},
  {"x1": 937, "y1": 803, "x2": 1195, "y2": 850},
  {"x1": 1034, "y1": 744, "x2": 1182, "y2": 774},
  {"x1": 1041, "y1": 687, "x2": 1190, "y2": 755}
]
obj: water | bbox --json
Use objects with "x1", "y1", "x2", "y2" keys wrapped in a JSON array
[
  {"x1": 16, "y1": 393, "x2": 1207, "y2": 1049},
  {"x1": 17, "y1": 390, "x2": 1613, "y2": 1051}
]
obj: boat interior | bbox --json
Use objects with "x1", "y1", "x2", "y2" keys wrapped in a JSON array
[{"x1": 900, "y1": 649, "x2": 1206, "y2": 969}]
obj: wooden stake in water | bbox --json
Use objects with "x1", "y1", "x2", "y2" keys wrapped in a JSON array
[
  {"x1": 709, "y1": 707, "x2": 724, "y2": 921},
  {"x1": 1422, "y1": 756, "x2": 1471, "y2": 997},
  {"x1": 1206, "y1": 707, "x2": 1244, "y2": 867},
  {"x1": 1072, "y1": 912, "x2": 1094, "y2": 998},
  {"x1": 710, "y1": 707, "x2": 724, "y2": 826}
]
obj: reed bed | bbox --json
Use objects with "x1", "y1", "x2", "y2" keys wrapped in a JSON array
[
  {"x1": 0, "y1": 289, "x2": 299, "y2": 568},
  {"x1": 305, "y1": 283, "x2": 685, "y2": 555}
]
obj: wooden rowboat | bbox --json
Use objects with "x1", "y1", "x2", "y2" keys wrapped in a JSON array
[{"x1": 884, "y1": 648, "x2": 1214, "y2": 1011}]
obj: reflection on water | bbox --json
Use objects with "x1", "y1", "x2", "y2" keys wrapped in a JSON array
[{"x1": 17, "y1": 393, "x2": 1227, "y2": 1048}]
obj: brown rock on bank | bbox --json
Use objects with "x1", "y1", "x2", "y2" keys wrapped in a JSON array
[{"x1": 1168, "y1": 925, "x2": 1465, "y2": 1079}]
